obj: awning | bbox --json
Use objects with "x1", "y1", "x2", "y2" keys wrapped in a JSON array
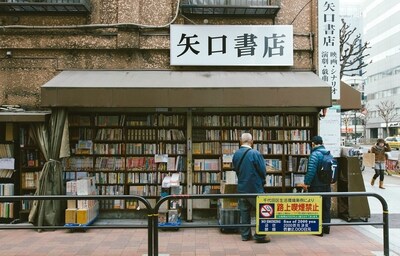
[
  {"x1": 0, "y1": 111, "x2": 50, "y2": 122},
  {"x1": 337, "y1": 81, "x2": 362, "y2": 111},
  {"x1": 41, "y1": 70, "x2": 332, "y2": 108}
]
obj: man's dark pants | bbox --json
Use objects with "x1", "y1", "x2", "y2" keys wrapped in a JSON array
[
  {"x1": 309, "y1": 185, "x2": 331, "y2": 234},
  {"x1": 239, "y1": 198, "x2": 266, "y2": 240}
]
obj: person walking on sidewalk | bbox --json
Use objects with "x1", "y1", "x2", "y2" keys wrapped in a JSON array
[
  {"x1": 233, "y1": 133, "x2": 271, "y2": 243},
  {"x1": 370, "y1": 138, "x2": 391, "y2": 189},
  {"x1": 298, "y1": 135, "x2": 331, "y2": 236}
]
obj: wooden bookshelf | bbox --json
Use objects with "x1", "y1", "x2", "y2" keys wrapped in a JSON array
[
  {"x1": 191, "y1": 112, "x2": 317, "y2": 199},
  {"x1": 0, "y1": 123, "x2": 17, "y2": 222},
  {"x1": 18, "y1": 125, "x2": 45, "y2": 219},
  {"x1": 65, "y1": 112, "x2": 187, "y2": 211},
  {"x1": 65, "y1": 111, "x2": 317, "y2": 217}
]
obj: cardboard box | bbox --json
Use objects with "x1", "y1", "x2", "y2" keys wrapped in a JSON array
[
  {"x1": 220, "y1": 181, "x2": 237, "y2": 194},
  {"x1": 76, "y1": 208, "x2": 88, "y2": 224},
  {"x1": 193, "y1": 199, "x2": 210, "y2": 208},
  {"x1": 66, "y1": 181, "x2": 77, "y2": 195},
  {"x1": 67, "y1": 200, "x2": 77, "y2": 209},
  {"x1": 219, "y1": 198, "x2": 238, "y2": 209},
  {"x1": 65, "y1": 208, "x2": 77, "y2": 224},
  {"x1": 77, "y1": 177, "x2": 96, "y2": 195}
]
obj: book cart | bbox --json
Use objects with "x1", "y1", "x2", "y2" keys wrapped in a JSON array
[
  {"x1": 159, "y1": 172, "x2": 182, "y2": 230},
  {"x1": 64, "y1": 176, "x2": 99, "y2": 232}
]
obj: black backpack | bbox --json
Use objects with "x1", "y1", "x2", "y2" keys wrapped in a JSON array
[{"x1": 316, "y1": 151, "x2": 338, "y2": 184}]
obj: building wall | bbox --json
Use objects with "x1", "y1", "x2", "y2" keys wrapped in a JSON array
[
  {"x1": 0, "y1": 0, "x2": 318, "y2": 109},
  {"x1": 363, "y1": 0, "x2": 400, "y2": 136}
]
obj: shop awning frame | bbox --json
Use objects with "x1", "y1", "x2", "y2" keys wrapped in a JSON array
[
  {"x1": 41, "y1": 70, "x2": 332, "y2": 108},
  {"x1": 0, "y1": 111, "x2": 50, "y2": 122},
  {"x1": 337, "y1": 81, "x2": 362, "y2": 111}
]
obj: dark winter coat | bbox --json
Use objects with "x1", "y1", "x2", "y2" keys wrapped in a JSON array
[
  {"x1": 232, "y1": 146, "x2": 266, "y2": 193},
  {"x1": 304, "y1": 145, "x2": 330, "y2": 188}
]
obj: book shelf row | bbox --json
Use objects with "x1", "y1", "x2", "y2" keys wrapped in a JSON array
[
  {"x1": 92, "y1": 171, "x2": 187, "y2": 185},
  {"x1": 71, "y1": 128, "x2": 187, "y2": 142},
  {"x1": 64, "y1": 156, "x2": 186, "y2": 172},
  {"x1": 70, "y1": 114, "x2": 186, "y2": 127},
  {"x1": 0, "y1": 170, "x2": 15, "y2": 178},
  {"x1": 192, "y1": 129, "x2": 311, "y2": 141},
  {"x1": 0, "y1": 202, "x2": 14, "y2": 218},
  {"x1": 0, "y1": 144, "x2": 13, "y2": 157},
  {"x1": 192, "y1": 114, "x2": 312, "y2": 127},
  {"x1": 72, "y1": 141, "x2": 187, "y2": 155}
]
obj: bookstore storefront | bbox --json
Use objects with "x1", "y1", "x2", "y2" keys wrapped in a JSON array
[
  {"x1": 40, "y1": 69, "x2": 333, "y2": 221},
  {"x1": 38, "y1": 26, "x2": 336, "y2": 221}
]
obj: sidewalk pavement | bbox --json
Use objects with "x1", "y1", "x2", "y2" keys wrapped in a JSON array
[
  {"x1": 360, "y1": 165, "x2": 400, "y2": 256},
  {"x1": 1, "y1": 163, "x2": 398, "y2": 256},
  {"x1": 0, "y1": 217, "x2": 393, "y2": 256},
  {"x1": 0, "y1": 223, "x2": 387, "y2": 256}
]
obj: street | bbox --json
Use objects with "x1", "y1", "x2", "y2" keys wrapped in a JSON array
[{"x1": 354, "y1": 158, "x2": 400, "y2": 255}]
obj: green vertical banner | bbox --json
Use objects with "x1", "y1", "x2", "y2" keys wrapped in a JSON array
[{"x1": 256, "y1": 195, "x2": 322, "y2": 235}]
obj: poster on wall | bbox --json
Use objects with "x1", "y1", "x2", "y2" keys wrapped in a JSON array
[{"x1": 320, "y1": 105, "x2": 341, "y2": 157}]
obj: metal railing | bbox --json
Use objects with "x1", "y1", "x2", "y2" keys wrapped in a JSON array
[{"x1": 0, "y1": 192, "x2": 390, "y2": 256}]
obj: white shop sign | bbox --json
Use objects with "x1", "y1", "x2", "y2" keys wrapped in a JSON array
[
  {"x1": 170, "y1": 25, "x2": 293, "y2": 66},
  {"x1": 318, "y1": 0, "x2": 340, "y2": 100}
]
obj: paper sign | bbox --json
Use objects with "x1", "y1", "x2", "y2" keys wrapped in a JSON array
[
  {"x1": 0, "y1": 158, "x2": 15, "y2": 169},
  {"x1": 155, "y1": 154, "x2": 168, "y2": 163}
]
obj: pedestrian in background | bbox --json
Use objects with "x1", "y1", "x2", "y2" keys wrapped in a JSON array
[
  {"x1": 298, "y1": 135, "x2": 331, "y2": 236},
  {"x1": 370, "y1": 138, "x2": 391, "y2": 189},
  {"x1": 232, "y1": 133, "x2": 271, "y2": 243}
]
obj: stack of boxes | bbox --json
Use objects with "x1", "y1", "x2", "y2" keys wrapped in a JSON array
[
  {"x1": 218, "y1": 174, "x2": 240, "y2": 230},
  {"x1": 159, "y1": 173, "x2": 182, "y2": 226},
  {"x1": 65, "y1": 176, "x2": 99, "y2": 225}
]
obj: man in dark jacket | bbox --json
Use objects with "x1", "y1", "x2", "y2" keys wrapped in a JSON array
[
  {"x1": 299, "y1": 135, "x2": 331, "y2": 236},
  {"x1": 232, "y1": 133, "x2": 270, "y2": 243}
]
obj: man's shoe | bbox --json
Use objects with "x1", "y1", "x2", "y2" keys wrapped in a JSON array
[{"x1": 254, "y1": 237, "x2": 271, "y2": 243}]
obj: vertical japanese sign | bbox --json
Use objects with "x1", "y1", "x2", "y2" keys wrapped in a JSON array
[
  {"x1": 320, "y1": 105, "x2": 341, "y2": 157},
  {"x1": 170, "y1": 25, "x2": 293, "y2": 66},
  {"x1": 318, "y1": 0, "x2": 340, "y2": 100},
  {"x1": 256, "y1": 195, "x2": 322, "y2": 235}
]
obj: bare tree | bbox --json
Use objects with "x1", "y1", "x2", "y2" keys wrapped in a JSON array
[
  {"x1": 342, "y1": 111, "x2": 353, "y2": 140},
  {"x1": 376, "y1": 100, "x2": 398, "y2": 136},
  {"x1": 340, "y1": 19, "x2": 371, "y2": 79},
  {"x1": 359, "y1": 105, "x2": 370, "y2": 143}
]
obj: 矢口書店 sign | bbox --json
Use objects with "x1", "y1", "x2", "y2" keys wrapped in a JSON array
[{"x1": 170, "y1": 25, "x2": 293, "y2": 66}]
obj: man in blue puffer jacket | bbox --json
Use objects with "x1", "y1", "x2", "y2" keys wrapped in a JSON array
[
  {"x1": 299, "y1": 135, "x2": 331, "y2": 236},
  {"x1": 233, "y1": 133, "x2": 271, "y2": 243}
]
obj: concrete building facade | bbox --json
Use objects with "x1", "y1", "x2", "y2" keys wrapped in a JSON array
[
  {"x1": 362, "y1": 0, "x2": 400, "y2": 138},
  {"x1": 0, "y1": 0, "x2": 321, "y2": 109}
]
